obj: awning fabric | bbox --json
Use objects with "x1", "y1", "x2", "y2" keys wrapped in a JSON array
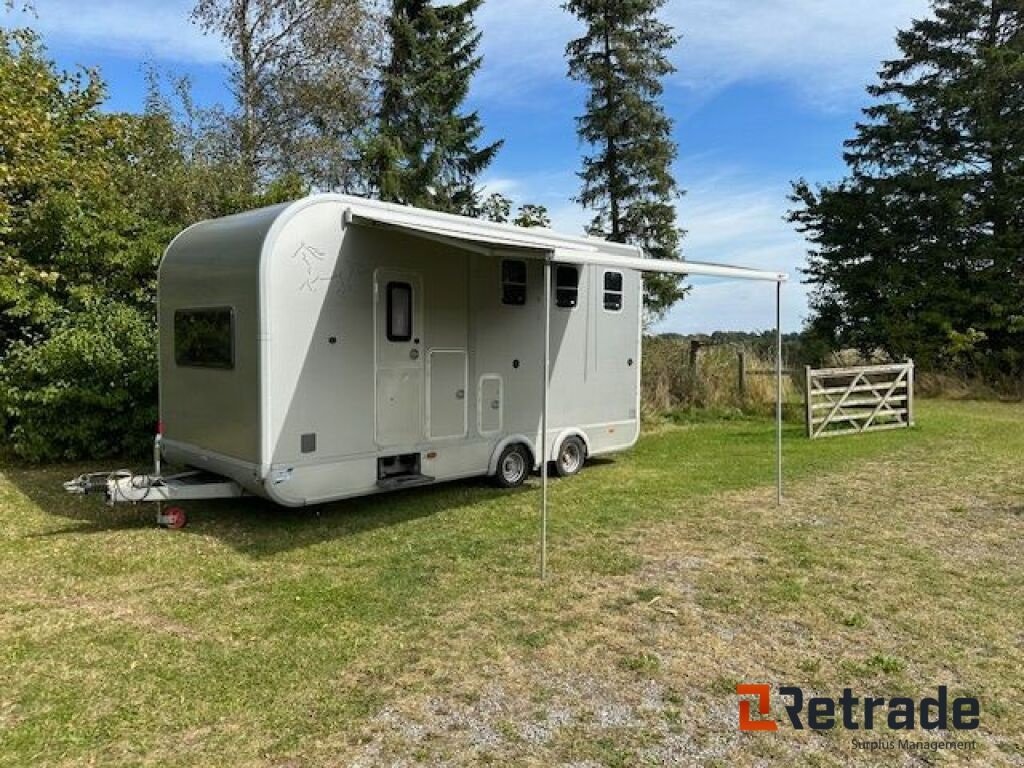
[{"x1": 344, "y1": 205, "x2": 788, "y2": 283}]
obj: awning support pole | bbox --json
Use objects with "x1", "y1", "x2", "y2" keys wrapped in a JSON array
[
  {"x1": 776, "y1": 280, "x2": 783, "y2": 506},
  {"x1": 541, "y1": 260, "x2": 551, "y2": 579}
]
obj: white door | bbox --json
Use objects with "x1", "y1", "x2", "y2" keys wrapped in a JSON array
[{"x1": 375, "y1": 270, "x2": 424, "y2": 447}]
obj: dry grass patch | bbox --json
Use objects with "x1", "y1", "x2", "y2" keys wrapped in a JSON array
[
  {"x1": 333, "y1": 436, "x2": 1023, "y2": 766},
  {"x1": 0, "y1": 401, "x2": 1021, "y2": 766}
]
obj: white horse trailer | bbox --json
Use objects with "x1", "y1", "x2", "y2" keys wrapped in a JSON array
[{"x1": 66, "y1": 194, "x2": 787, "y2": 528}]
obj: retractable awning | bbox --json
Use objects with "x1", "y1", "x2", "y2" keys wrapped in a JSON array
[
  {"x1": 344, "y1": 206, "x2": 788, "y2": 283},
  {"x1": 344, "y1": 198, "x2": 787, "y2": 579}
]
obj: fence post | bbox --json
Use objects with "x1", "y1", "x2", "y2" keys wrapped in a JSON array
[
  {"x1": 804, "y1": 365, "x2": 814, "y2": 439},
  {"x1": 738, "y1": 350, "x2": 747, "y2": 400},
  {"x1": 907, "y1": 359, "x2": 916, "y2": 427}
]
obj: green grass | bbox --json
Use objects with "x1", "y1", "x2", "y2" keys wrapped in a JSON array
[{"x1": 0, "y1": 400, "x2": 1022, "y2": 766}]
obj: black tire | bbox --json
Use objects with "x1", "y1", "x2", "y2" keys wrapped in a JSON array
[
  {"x1": 494, "y1": 444, "x2": 530, "y2": 488},
  {"x1": 554, "y1": 435, "x2": 586, "y2": 478}
]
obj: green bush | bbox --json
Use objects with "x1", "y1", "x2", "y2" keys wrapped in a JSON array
[{"x1": 0, "y1": 304, "x2": 157, "y2": 461}]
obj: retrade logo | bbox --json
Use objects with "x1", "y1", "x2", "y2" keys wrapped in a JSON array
[
  {"x1": 737, "y1": 684, "x2": 778, "y2": 731},
  {"x1": 736, "y1": 684, "x2": 980, "y2": 732}
]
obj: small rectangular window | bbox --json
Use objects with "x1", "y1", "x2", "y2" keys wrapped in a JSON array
[
  {"x1": 555, "y1": 265, "x2": 579, "y2": 309},
  {"x1": 387, "y1": 282, "x2": 413, "y2": 341},
  {"x1": 501, "y1": 259, "x2": 527, "y2": 305},
  {"x1": 174, "y1": 308, "x2": 234, "y2": 369},
  {"x1": 603, "y1": 270, "x2": 623, "y2": 312}
]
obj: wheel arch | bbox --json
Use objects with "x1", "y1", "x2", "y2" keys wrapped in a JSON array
[
  {"x1": 548, "y1": 428, "x2": 591, "y2": 463},
  {"x1": 487, "y1": 435, "x2": 538, "y2": 474}
]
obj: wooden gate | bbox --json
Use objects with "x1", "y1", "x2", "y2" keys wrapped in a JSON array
[{"x1": 804, "y1": 362, "x2": 915, "y2": 439}]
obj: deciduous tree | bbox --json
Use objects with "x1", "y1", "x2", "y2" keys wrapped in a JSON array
[
  {"x1": 191, "y1": 0, "x2": 379, "y2": 192},
  {"x1": 514, "y1": 204, "x2": 551, "y2": 229}
]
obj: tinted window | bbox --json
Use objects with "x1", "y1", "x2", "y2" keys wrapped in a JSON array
[
  {"x1": 555, "y1": 265, "x2": 579, "y2": 309},
  {"x1": 501, "y1": 259, "x2": 527, "y2": 305},
  {"x1": 387, "y1": 282, "x2": 413, "y2": 341},
  {"x1": 603, "y1": 270, "x2": 623, "y2": 312},
  {"x1": 175, "y1": 308, "x2": 234, "y2": 369}
]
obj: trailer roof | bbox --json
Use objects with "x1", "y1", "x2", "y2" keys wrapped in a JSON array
[{"x1": 333, "y1": 195, "x2": 789, "y2": 283}]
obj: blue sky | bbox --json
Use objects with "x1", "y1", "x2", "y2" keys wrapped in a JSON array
[{"x1": 3, "y1": 0, "x2": 933, "y2": 334}]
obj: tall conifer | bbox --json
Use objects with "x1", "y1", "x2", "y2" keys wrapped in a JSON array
[
  {"x1": 790, "y1": 0, "x2": 1024, "y2": 376},
  {"x1": 365, "y1": 0, "x2": 501, "y2": 214},
  {"x1": 565, "y1": 0, "x2": 685, "y2": 320}
]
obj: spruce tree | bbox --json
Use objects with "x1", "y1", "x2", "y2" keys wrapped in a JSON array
[
  {"x1": 565, "y1": 0, "x2": 684, "y2": 321},
  {"x1": 790, "y1": 0, "x2": 1024, "y2": 378},
  {"x1": 365, "y1": 0, "x2": 501, "y2": 214}
]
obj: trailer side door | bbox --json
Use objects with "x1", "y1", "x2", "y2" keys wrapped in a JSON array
[{"x1": 374, "y1": 270, "x2": 425, "y2": 447}]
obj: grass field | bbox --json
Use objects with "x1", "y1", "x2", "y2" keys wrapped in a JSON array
[{"x1": 1, "y1": 400, "x2": 1022, "y2": 767}]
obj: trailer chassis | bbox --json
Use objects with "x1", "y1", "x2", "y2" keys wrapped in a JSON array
[{"x1": 63, "y1": 436, "x2": 245, "y2": 528}]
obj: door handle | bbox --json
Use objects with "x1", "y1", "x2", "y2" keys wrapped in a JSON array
[
  {"x1": 491, "y1": 400, "x2": 500, "y2": 410},
  {"x1": 456, "y1": 389, "x2": 465, "y2": 400}
]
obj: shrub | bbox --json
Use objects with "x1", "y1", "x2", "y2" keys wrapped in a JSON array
[{"x1": 0, "y1": 304, "x2": 157, "y2": 461}]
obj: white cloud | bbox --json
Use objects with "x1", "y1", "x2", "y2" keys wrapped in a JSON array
[
  {"x1": 2, "y1": 0, "x2": 225, "y2": 64},
  {"x1": 478, "y1": 177, "x2": 523, "y2": 198},
  {"x1": 10, "y1": 0, "x2": 933, "y2": 108},
  {"x1": 7, "y1": 0, "x2": 876, "y2": 334},
  {"x1": 654, "y1": 174, "x2": 811, "y2": 334},
  {"x1": 669, "y1": 0, "x2": 933, "y2": 105},
  {"x1": 476, "y1": 0, "x2": 932, "y2": 106}
]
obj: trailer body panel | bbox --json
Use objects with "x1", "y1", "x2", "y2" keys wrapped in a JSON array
[{"x1": 158, "y1": 195, "x2": 643, "y2": 506}]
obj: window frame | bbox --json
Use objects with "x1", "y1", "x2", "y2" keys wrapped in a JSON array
[
  {"x1": 174, "y1": 306, "x2": 236, "y2": 370},
  {"x1": 602, "y1": 269, "x2": 624, "y2": 313},
  {"x1": 500, "y1": 258, "x2": 528, "y2": 306},
  {"x1": 386, "y1": 281, "x2": 414, "y2": 342},
  {"x1": 554, "y1": 264, "x2": 580, "y2": 310}
]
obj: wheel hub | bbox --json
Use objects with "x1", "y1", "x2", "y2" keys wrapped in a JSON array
[
  {"x1": 502, "y1": 453, "x2": 525, "y2": 481},
  {"x1": 559, "y1": 443, "x2": 582, "y2": 474}
]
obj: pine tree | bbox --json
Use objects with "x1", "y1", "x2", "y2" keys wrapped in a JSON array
[
  {"x1": 790, "y1": 0, "x2": 1024, "y2": 378},
  {"x1": 565, "y1": 0, "x2": 684, "y2": 321},
  {"x1": 364, "y1": 0, "x2": 501, "y2": 214}
]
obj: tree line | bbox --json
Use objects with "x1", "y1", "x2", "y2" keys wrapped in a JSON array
[
  {"x1": 0, "y1": 0, "x2": 683, "y2": 459},
  {"x1": 791, "y1": 0, "x2": 1023, "y2": 386},
  {"x1": 2, "y1": 0, "x2": 1019, "y2": 460}
]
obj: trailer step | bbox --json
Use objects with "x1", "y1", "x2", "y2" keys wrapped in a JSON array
[{"x1": 376, "y1": 474, "x2": 435, "y2": 491}]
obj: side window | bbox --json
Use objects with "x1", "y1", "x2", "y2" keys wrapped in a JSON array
[
  {"x1": 501, "y1": 259, "x2": 527, "y2": 305},
  {"x1": 603, "y1": 270, "x2": 623, "y2": 312},
  {"x1": 555, "y1": 265, "x2": 579, "y2": 309},
  {"x1": 387, "y1": 282, "x2": 413, "y2": 341},
  {"x1": 174, "y1": 308, "x2": 234, "y2": 369}
]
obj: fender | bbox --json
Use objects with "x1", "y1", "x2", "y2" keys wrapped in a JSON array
[
  {"x1": 487, "y1": 434, "x2": 538, "y2": 474},
  {"x1": 548, "y1": 428, "x2": 591, "y2": 462}
]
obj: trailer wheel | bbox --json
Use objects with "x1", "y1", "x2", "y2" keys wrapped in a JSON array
[
  {"x1": 554, "y1": 436, "x2": 586, "y2": 478},
  {"x1": 159, "y1": 506, "x2": 188, "y2": 530},
  {"x1": 494, "y1": 444, "x2": 530, "y2": 488}
]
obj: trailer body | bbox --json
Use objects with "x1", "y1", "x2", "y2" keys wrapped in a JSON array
[{"x1": 156, "y1": 194, "x2": 643, "y2": 506}]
